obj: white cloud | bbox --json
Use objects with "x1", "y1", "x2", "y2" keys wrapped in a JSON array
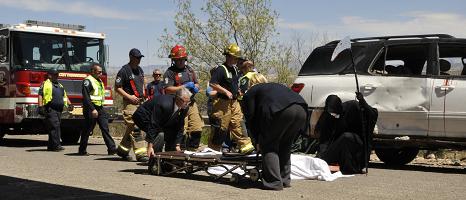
[
  {"x1": 278, "y1": 18, "x2": 316, "y2": 31},
  {"x1": 278, "y1": 11, "x2": 466, "y2": 38},
  {"x1": 340, "y1": 12, "x2": 466, "y2": 37},
  {"x1": 0, "y1": 0, "x2": 143, "y2": 20}
]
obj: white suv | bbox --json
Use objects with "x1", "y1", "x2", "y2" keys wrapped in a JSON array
[{"x1": 293, "y1": 34, "x2": 466, "y2": 165}]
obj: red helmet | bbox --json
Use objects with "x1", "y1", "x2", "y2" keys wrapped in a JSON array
[{"x1": 169, "y1": 45, "x2": 188, "y2": 59}]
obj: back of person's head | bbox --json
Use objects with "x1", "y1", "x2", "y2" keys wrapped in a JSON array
[
  {"x1": 176, "y1": 87, "x2": 192, "y2": 99},
  {"x1": 249, "y1": 73, "x2": 268, "y2": 88}
]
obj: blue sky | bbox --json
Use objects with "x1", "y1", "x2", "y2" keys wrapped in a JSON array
[{"x1": 1, "y1": 0, "x2": 465, "y2": 68}]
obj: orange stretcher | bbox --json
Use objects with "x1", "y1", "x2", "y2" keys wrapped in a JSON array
[{"x1": 148, "y1": 151, "x2": 262, "y2": 183}]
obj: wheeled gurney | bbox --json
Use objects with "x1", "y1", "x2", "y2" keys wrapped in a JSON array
[{"x1": 148, "y1": 151, "x2": 262, "y2": 182}]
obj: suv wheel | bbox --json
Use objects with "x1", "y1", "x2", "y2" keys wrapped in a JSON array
[{"x1": 375, "y1": 148, "x2": 419, "y2": 166}]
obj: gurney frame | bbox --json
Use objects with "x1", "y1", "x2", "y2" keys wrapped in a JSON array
[{"x1": 148, "y1": 151, "x2": 261, "y2": 182}]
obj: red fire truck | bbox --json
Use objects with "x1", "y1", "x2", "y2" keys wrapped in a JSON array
[{"x1": 0, "y1": 20, "x2": 116, "y2": 143}]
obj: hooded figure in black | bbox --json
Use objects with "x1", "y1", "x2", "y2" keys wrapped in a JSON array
[
  {"x1": 316, "y1": 93, "x2": 378, "y2": 174},
  {"x1": 241, "y1": 83, "x2": 309, "y2": 190}
]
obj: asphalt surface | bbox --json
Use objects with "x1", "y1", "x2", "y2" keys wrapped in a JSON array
[{"x1": 0, "y1": 135, "x2": 465, "y2": 200}]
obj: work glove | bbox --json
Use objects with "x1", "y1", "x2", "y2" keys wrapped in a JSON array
[
  {"x1": 38, "y1": 106, "x2": 46, "y2": 116},
  {"x1": 191, "y1": 86, "x2": 199, "y2": 94},
  {"x1": 206, "y1": 86, "x2": 212, "y2": 94},
  {"x1": 183, "y1": 82, "x2": 195, "y2": 90}
]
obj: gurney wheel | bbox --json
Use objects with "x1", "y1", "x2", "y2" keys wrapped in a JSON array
[
  {"x1": 249, "y1": 168, "x2": 260, "y2": 182},
  {"x1": 229, "y1": 174, "x2": 240, "y2": 183},
  {"x1": 148, "y1": 162, "x2": 158, "y2": 175},
  {"x1": 148, "y1": 157, "x2": 160, "y2": 175}
]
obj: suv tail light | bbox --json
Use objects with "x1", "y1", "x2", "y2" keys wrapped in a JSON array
[{"x1": 291, "y1": 83, "x2": 305, "y2": 93}]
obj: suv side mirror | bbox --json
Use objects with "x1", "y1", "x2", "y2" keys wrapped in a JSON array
[{"x1": 0, "y1": 35, "x2": 7, "y2": 62}]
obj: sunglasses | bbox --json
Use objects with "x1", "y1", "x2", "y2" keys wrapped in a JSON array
[{"x1": 153, "y1": 74, "x2": 162, "y2": 76}]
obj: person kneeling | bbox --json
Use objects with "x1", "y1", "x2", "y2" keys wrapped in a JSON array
[
  {"x1": 132, "y1": 88, "x2": 191, "y2": 158},
  {"x1": 316, "y1": 93, "x2": 378, "y2": 174}
]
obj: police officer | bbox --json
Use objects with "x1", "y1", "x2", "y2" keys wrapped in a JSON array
[
  {"x1": 163, "y1": 45, "x2": 204, "y2": 151},
  {"x1": 114, "y1": 48, "x2": 148, "y2": 162},
  {"x1": 78, "y1": 64, "x2": 117, "y2": 156},
  {"x1": 209, "y1": 44, "x2": 254, "y2": 154},
  {"x1": 38, "y1": 68, "x2": 72, "y2": 151},
  {"x1": 145, "y1": 69, "x2": 165, "y2": 100},
  {"x1": 241, "y1": 83, "x2": 309, "y2": 190}
]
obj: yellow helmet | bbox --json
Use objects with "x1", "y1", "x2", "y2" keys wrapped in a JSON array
[{"x1": 223, "y1": 43, "x2": 242, "y2": 58}]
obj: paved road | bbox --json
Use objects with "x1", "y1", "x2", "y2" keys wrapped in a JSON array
[{"x1": 0, "y1": 135, "x2": 464, "y2": 200}]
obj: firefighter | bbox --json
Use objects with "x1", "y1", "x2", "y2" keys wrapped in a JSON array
[
  {"x1": 238, "y1": 59, "x2": 267, "y2": 99},
  {"x1": 38, "y1": 68, "x2": 73, "y2": 151},
  {"x1": 163, "y1": 45, "x2": 204, "y2": 151},
  {"x1": 209, "y1": 44, "x2": 254, "y2": 154},
  {"x1": 145, "y1": 69, "x2": 165, "y2": 100},
  {"x1": 241, "y1": 83, "x2": 309, "y2": 190},
  {"x1": 78, "y1": 63, "x2": 117, "y2": 156},
  {"x1": 114, "y1": 48, "x2": 148, "y2": 162}
]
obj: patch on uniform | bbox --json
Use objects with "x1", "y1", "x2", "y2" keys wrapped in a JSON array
[
  {"x1": 116, "y1": 76, "x2": 121, "y2": 83},
  {"x1": 240, "y1": 78, "x2": 248, "y2": 85},
  {"x1": 83, "y1": 80, "x2": 90, "y2": 87}
]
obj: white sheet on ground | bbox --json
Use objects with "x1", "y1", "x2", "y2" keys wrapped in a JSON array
[
  {"x1": 290, "y1": 154, "x2": 353, "y2": 181},
  {"x1": 184, "y1": 147, "x2": 222, "y2": 156},
  {"x1": 205, "y1": 154, "x2": 353, "y2": 181}
]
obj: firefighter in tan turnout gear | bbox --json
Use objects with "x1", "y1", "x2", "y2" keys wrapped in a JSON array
[
  {"x1": 163, "y1": 45, "x2": 204, "y2": 150},
  {"x1": 114, "y1": 48, "x2": 148, "y2": 162},
  {"x1": 209, "y1": 44, "x2": 254, "y2": 154}
]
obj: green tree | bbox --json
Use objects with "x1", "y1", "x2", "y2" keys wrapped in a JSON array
[{"x1": 159, "y1": 0, "x2": 283, "y2": 76}]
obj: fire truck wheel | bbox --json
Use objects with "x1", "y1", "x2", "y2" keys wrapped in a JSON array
[{"x1": 60, "y1": 128, "x2": 81, "y2": 144}]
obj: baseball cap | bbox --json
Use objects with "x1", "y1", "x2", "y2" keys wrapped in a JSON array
[
  {"x1": 129, "y1": 48, "x2": 144, "y2": 58},
  {"x1": 48, "y1": 68, "x2": 59, "y2": 75}
]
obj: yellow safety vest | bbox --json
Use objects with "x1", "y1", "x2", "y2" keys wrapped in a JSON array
[
  {"x1": 85, "y1": 75, "x2": 105, "y2": 106},
  {"x1": 42, "y1": 79, "x2": 68, "y2": 106},
  {"x1": 239, "y1": 71, "x2": 257, "y2": 88}
]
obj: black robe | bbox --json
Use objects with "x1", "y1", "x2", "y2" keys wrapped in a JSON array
[{"x1": 316, "y1": 95, "x2": 378, "y2": 174}]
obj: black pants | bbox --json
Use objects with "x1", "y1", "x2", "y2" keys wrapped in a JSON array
[
  {"x1": 321, "y1": 132, "x2": 364, "y2": 174},
  {"x1": 79, "y1": 106, "x2": 116, "y2": 153},
  {"x1": 260, "y1": 104, "x2": 307, "y2": 190},
  {"x1": 133, "y1": 112, "x2": 178, "y2": 152},
  {"x1": 45, "y1": 108, "x2": 62, "y2": 149}
]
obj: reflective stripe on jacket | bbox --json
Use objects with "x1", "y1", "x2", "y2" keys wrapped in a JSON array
[{"x1": 85, "y1": 75, "x2": 105, "y2": 106}]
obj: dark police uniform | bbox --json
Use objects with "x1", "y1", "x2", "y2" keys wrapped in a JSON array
[
  {"x1": 210, "y1": 63, "x2": 253, "y2": 152},
  {"x1": 132, "y1": 95, "x2": 188, "y2": 152},
  {"x1": 115, "y1": 64, "x2": 147, "y2": 159},
  {"x1": 79, "y1": 76, "x2": 117, "y2": 155},
  {"x1": 145, "y1": 80, "x2": 165, "y2": 100},
  {"x1": 242, "y1": 83, "x2": 310, "y2": 190},
  {"x1": 163, "y1": 65, "x2": 204, "y2": 150},
  {"x1": 38, "y1": 79, "x2": 66, "y2": 151}
]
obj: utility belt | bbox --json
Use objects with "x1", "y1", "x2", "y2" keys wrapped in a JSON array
[{"x1": 218, "y1": 94, "x2": 238, "y2": 100}]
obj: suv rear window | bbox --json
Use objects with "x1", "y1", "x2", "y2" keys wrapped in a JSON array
[{"x1": 298, "y1": 45, "x2": 367, "y2": 75}]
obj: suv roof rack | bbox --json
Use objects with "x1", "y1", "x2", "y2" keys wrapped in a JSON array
[{"x1": 326, "y1": 34, "x2": 455, "y2": 45}]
